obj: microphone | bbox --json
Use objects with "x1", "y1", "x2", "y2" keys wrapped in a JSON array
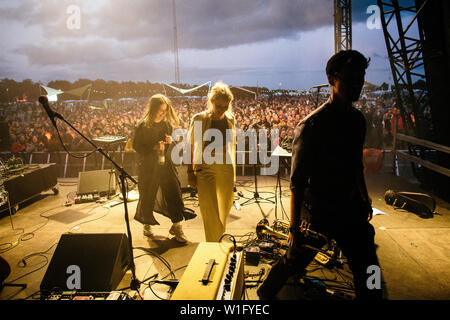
[{"x1": 38, "y1": 96, "x2": 58, "y2": 126}]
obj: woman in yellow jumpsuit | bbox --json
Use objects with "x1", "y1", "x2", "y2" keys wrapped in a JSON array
[{"x1": 187, "y1": 82, "x2": 236, "y2": 242}]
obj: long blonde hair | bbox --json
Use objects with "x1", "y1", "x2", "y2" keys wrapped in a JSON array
[
  {"x1": 206, "y1": 81, "x2": 234, "y2": 115},
  {"x1": 139, "y1": 94, "x2": 179, "y2": 128}
]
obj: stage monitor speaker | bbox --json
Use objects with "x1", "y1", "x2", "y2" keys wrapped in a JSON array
[
  {"x1": 77, "y1": 169, "x2": 116, "y2": 196},
  {"x1": 40, "y1": 233, "x2": 130, "y2": 295}
]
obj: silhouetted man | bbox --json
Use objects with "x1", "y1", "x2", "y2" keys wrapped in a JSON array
[{"x1": 257, "y1": 50, "x2": 383, "y2": 300}]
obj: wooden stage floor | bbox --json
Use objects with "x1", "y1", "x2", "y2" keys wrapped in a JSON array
[{"x1": 1, "y1": 172, "x2": 449, "y2": 301}]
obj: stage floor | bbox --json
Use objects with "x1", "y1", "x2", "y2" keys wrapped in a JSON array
[{"x1": 1, "y1": 172, "x2": 449, "y2": 300}]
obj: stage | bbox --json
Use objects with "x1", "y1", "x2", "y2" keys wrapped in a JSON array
[{"x1": 0, "y1": 169, "x2": 449, "y2": 300}]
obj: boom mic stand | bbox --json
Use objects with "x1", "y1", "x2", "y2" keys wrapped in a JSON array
[{"x1": 38, "y1": 96, "x2": 140, "y2": 291}]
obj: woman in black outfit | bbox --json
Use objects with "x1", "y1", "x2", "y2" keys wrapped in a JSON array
[{"x1": 133, "y1": 94, "x2": 195, "y2": 243}]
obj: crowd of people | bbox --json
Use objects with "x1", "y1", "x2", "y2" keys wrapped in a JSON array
[{"x1": 0, "y1": 91, "x2": 403, "y2": 155}]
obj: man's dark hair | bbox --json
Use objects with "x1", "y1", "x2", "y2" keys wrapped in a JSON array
[{"x1": 326, "y1": 50, "x2": 370, "y2": 76}]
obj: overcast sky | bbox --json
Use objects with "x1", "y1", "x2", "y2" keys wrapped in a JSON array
[{"x1": 0, "y1": 0, "x2": 416, "y2": 90}]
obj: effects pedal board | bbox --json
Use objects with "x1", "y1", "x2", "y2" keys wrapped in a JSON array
[
  {"x1": 43, "y1": 290, "x2": 132, "y2": 300},
  {"x1": 74, "y1": 193, "x2": 100, "y2": 204}
]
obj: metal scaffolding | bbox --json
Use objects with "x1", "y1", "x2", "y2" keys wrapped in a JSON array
[
  {"x1": 334, "y1": 0, "x2": 352, "y2": 53},
  {"x1": 172, "y1": 0, "x2": 180, "y2": 84},
  {"x1": 377, "y1": 0, "x2": 429, "y2": 137}
]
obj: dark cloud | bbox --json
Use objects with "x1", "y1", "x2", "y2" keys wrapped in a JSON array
[
  {"x1": 0, "y1": 0, "x2": 391, "y2": 87},
  {"x1": 2, "y1": 1, "x2": 379, "y2": 54},
  {"x1": 0, "y1": 0, "x2": 332, "y2": 73},
  {"x1": 87, "y1": 0, "x2": 337, "y2": 51},
  {"x1": 15, "y1": 40, "x2": 124, "y2": 66},
  {"x1": 90, "y1": 0, "x2": 378, "y2": 50}
]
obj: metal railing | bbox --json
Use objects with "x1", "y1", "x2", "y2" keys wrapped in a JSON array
[
  {"x1": 1, "y1": 150, "x2": 288, "y2": 179},
  {"x1": 1, "y1": 151, "x2": 139, "y2": 178},
  {"x1": 392, "y1": 121, "x2": 450, "y2": 178}
]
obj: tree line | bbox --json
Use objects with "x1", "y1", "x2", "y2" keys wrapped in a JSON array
[
  {"x1": 0, "y1": 77, "x2": 426, "y2": 103},
  {"x1": 0, "y1": 78, "x2": 270, "y2": 103}
]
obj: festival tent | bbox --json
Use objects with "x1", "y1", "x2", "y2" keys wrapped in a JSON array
[
  {"x1": 64, "y1": 84, "x2": 92, "y2": 98},
  {"x1": 310, "y1": 83, "x2": 330, "y2": 95},
  {"x1": 362, "y1": 81, "x2": 380, "y2": 93},
  {"x1": 310, "y1": 83, "x2": 330, "y2": 107},
  {"x1": 163, "y1": 81, "x2": 211, "y2": 96},
  {"x1": 364, "y1": 81, "x2": 378, "y2": 88},
  {"x1": 41, "y1": 84, "x2": 92, "y2": 101},
  {"x1": 230, "y1": 86, "x2": 257, "y2": 99},
  {"x1": 163, "y1": 82, "x2": 257, "y2": 99},
  {"x1": 41, "y1": 85, "x2": 64, "y2": 102},
  {"x1": 311, "y1": 83, "x2": 329, "y2": 90}
]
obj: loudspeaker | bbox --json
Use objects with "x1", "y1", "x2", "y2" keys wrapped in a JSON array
[
  {"x1": 77, "y1": 169, "x2": 116, "y2": 196},
  {"x1": 40, "y1": 233, "x2": 130, "y2": 295}
]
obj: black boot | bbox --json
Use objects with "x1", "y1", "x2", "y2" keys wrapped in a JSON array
[{"x1": 183, "y1": 207, "x2": 197, "y2": 220}]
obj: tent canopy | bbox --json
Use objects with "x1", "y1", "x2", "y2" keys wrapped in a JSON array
[
  {"x1": 41, "y1": 85, "x2": 64, "y2": 96},
  {"x1": 311, "y1": 84, "x2": 329, "y2": 90},
  {"x1": 364, "y1": 81, "x2": 377, "y2": 87},
  {"x1": 64, "y1": 84, "x2": 92, "y2": 97},
  {"x1": 230, "y1": 86, "x2": 256, "y2": 98},
  {"x1": 163, "y1": 81, "x2": 211, "y2": 96},
  {"x1": 41, "y1": 84, "x2": 91, "y2": 98}
]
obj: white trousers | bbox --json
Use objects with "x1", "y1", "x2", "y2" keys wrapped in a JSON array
[{"x1": 196, "y1": 163, "x2": 234, "y2": 242}]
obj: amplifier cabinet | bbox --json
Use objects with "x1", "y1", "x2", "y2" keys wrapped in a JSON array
[{"x1": 171, "y1": 242, "x2": 244, "y2": 300}]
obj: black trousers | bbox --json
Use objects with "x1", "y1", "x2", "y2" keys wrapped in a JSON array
[
  {"x1": 135, "y1": 163, "x2": 184, "y2": 226},
  {"x1": 258, "y1": 221, "x2": 383, "y2": 300},
  {"x1": 157, "y1": 171, "x2": 185, "y2": 224}
]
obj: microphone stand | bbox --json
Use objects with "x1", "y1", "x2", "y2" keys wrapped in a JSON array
[
  {"x1": 39, "y1": 99, "x2": 140, "y2": 291},
  {"x1": 240, "y1": 139, "x2": 275, "y2": 207}
]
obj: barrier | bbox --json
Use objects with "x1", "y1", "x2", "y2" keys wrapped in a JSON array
[
  {"x1": 0, "y1": 150, "x2": 283, "y2": 179},
  {"x1": 392, "y1": 120, "x2": 450, "y2": 178},
  {"x1": 0, "y1": 151, "x2": 139, "y2": 178}
]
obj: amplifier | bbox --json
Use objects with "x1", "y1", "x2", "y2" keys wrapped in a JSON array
[
  {"x1": 77, "y1": 169, "x2": 116, "y2": 196},
  {"x1": 171, "y1": 242, "x2": 244, "y2": 300}
]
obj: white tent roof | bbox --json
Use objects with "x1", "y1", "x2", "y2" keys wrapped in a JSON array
[
  {"x1": 230, "y1": 86, "x2": 257, "y2": 98},
  {"x1": 41, "y1": 85, "x2": 64, "y2": 96},
  {"x1": 163, "y1": 81, "x2": 211, "y2": 95}
]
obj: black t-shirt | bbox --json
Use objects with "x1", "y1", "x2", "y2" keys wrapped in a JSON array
[
  {"x1": 204, "y1": 117, "x2": 229, "y2": 147},
  {"x1": 290, "y1": 99, "x2": 366, "y2": 222},
  {"x1": 133, "y1": 121, "x2": 170, "y2": 156}
]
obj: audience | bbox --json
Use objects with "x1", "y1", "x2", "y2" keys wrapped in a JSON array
[{"x1": 0, "y1": 92, "x2": 408, "y2": 154}]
